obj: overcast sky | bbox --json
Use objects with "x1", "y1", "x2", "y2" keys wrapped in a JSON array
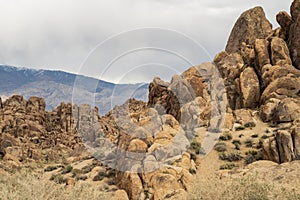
[{"x1": 0, "y1": 0, "x2": 292, "y2": 83}]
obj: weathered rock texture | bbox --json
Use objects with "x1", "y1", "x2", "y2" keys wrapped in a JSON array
[{"x1": 225, "y1": 7, "x2": 273, "y2": 54}]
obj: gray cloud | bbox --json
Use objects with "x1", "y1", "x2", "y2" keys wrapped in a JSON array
[{"x1": 0, "y1": 0, "x2": 292, "y2": 83}]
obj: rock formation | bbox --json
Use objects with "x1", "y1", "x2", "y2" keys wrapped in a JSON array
[{"x1": 2, "y1": 1, "x2": 300, "y2": 199}]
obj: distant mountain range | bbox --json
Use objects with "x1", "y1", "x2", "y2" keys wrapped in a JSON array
[{"x1": 0, "y1": 65, "x2": 149, "y2": 115}]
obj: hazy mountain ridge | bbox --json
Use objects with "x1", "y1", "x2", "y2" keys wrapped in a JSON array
[{"x1": 0, "y1": 65, "x2": 149, "y2": 114}]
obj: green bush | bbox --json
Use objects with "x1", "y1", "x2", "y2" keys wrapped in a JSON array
[
  {"x1": 44, "y1": 165, "x2": 59, "y2": 172},
  {"x1": 245, "y1": 138, "x2": 254, "y2": 148},
  {"x1": 234, "y1": 143, "x2": 241, "y2": 150},
  {"x1": 232, "y1": 139, "x2": 241, "y2": 145},
  {"x1": 93, "y1": 171, "x2": 106, "y2": 181},
  {"x1": 214, "y1": 142, "x2": 227, "y2": 152},
  {"x1": 219, "y1": 133, "x2": 233, "y2": 141},
  {"x1": 50, "y1": 174, "x2": 67, "y2": 184},
  {"x1": 261, "y1": 134, "x2": 269, "y2": 139},
  {"x1": 245, "y1": 150, "x2": 263, "y2": 164},
  {"x1": 71, "y1": 168, "x2": 83, "y2": 178},
  {"x1": 61, "y1": 165, "x2": 73, "y2": 174},
  {"x1": 189, "y1": 140, "x2": 204, "y2": 154},
  {"x1": 220, "y1": 163, "x2": 239, "y2": 170},
  {"x1": 219, "y1": 152, "x2": 243, "y2": 162},
  {"x1": 81, "y1": 164, "x2": 95, "y2": 174}
]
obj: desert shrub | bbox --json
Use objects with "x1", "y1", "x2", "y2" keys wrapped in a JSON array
[
  {"x1": 189, "y1": 173, "x2": 300, "y2": 200},
  {"x1": 219, "y1": 152, "x2": 243, "y2": 162},
  {"x1": 44, "y1": 165, "x2": 60, "y2": 172},
  {"x1": 256, "y1": 139, "x2": 264, "y2": 149},
  {"x1": 234, "y1": 143, "x2": 241, "y2": 150},
  {"x1": 245, "y1": 150, "x2": 263, "y2": 164},
  {"x1": 219, "y1": 163, "x2": 239, "y2": 170},
  {"x1": 75, "y1": 175, "x2": 88, "y2": 181},
  {"x1": 189, "y1": 168, "x2": 197, "y2": 174},
  {"x1": 265, "y1": 128, "x2": 272, "y2": 133},
  {"x1": 50, "y1": 174, "x2": 67, "y2": 184},
  {"x1": 261, "y1": 134, "x2": 269, "y2": 139},
  {"x1": 81, "y1": 164, "x2": 95, "y2": 174},
  {"x1": 0, "y1": 169, "x2": 110, "y2": 199},
  {"x1": 232, "y1": 139, "x2": 241, "y2": 145},
  {"x1": 106, "y1": 169, "x2": 116, "y2": 178},
  {"x1": 251, "y1": 134, "x2": 259, "y2": 138},
  {"x1": 219, "y1": 133, "x2": 233, "y2": 141},
  {"x1": 71, "y1": 168, "x2": 83, "y2": 178},
  {"x1": 245, "y1": 154, "x2": 256, "y2": 165},
  {"x1": 93, "y1": 171, "x2": 106, "y2": 181},
  {"x1": 107, "y1": 179, "x2": 115, "y2": 186},
  {"x1": 50, "y1": 174, "x2": 56, "y2": 181},
  {"x1": 245, "y1": 138, "x2": 254, "y2": 148},
  {"x1": 189, "y1": 140, "x2": 204, "y2": 154},
  {"x1": 214, "y1": 142, "x2": 227, "y2": 152},
  {"x1": 61, "y1": 165, "x2": 73, "y2": 174}
]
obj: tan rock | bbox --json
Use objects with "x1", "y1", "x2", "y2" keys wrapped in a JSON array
[
  {"x1": 275, "y1": 98, "x2": 300, "y2": 122},
  {"x1": 259, "y1": 98, "x2": 280, "y2": 122},
  {"x1": 291, "y1": 0, "x2": 300, "y2": 21},
  {"x1": 214, "y1": 52, "x2": 244, "y2": 109},
  {"x1": 150, "y1": 173, "x2": 183, "y2": 200},
  {"x1": 112, "y1": 190, "x2": 129, "y2": 200},
  {"x1": 270, "y1": 37, "x2": 292, "y2": 66},
  {"x1": 240, "y1": 67, "x2": 260, "y2": 108},
  {"x1": 288, "y1": 16, "x2": 300, "y2": 69},
  {"x1": 254, "y1": 39, "x2": 270, "y2": 72},
  {"x1": 127, "y1": 139, "x2": 148, "y2": 153},
  {"x1": 117, "y1": 173, "x2": 144, "y2": 200},
  {"x1": 262, "y1": 137, "x2": 280, "y2": 163},
  {"x1": 234, "y1": 109, "x2": 256, "y2": 128},
  {"x1": 276, "y1": 11, "x2": 292, "y2": 40},
  {"x1": 276, "y1": 130, "x2": 295, "y2": 163},
  {"x1": 223, "y1": 112, "x2": 234, "y2": 130},
  {"x1": 261, "y1": 77, "x2": 300, "y2": 104},
  {"x1": 225, "y1": 6, "x2": 273, "y2": 54}
]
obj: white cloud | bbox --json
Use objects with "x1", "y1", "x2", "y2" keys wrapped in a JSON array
[{"x1": 0, "y1": 0, "x2": 292, "y2": 83}]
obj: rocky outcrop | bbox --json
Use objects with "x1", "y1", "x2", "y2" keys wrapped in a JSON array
[
  {"x1": 276, "y1": 11, "x2": 292, "y2": 40},
  {"x1": 291, "y1": 0, "x2": 300, "y2": 21},
  {"x1": 234, "y1": 109, "x2": 256, "y2": 128},
  {"x1": 148, "y1": 65, "x2": 209, "y2": 122},
  {"x1": 270, "y1": 37, "x2": 292, "y2": 66},
  {"x1": 262, "y1": 118, "x2": 300, "y2": 164},
  {"x1": 254, "y1": 39, "x2": 270, "y2": 72},
  {"x1": 214, "y1": 52, "x2": 244, "y2": 110},
  {"x1": 276, "y1": 130, "x2": 295, "y2": 162},
  {"x1": 225, "y1": 7, "x2": 273, "y2": 54},
  {"x1": 239, "y1": 67, "x2": 260, "y2": 108},
  {"x1": 289, "y1": 17, "x2": 300, "y2": 69},
  {"x1": 0, "y1": 95, "x2": 85, "y2": 167}
]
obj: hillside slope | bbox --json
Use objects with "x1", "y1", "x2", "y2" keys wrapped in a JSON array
[{"x1": 0, "y1": 65, "x2": 148, "y2": 115}]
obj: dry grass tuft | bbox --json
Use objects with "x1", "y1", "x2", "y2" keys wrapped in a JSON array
[
  {"x1": 0, "y1": 170, "x2": 110, "y2": 200},
  {"x1": 188, "y1": 173, "x2": 300, "y2": 200}
]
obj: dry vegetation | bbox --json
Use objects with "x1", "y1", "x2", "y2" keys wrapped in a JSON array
[
  {"x1": 0, "y1": 170, "x2": 111, "y2": 200},
  {"x1": 188, "y1": 174, "x2": 300, "y2": 200}
]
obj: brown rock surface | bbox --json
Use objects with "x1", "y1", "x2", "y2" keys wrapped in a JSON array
[
  {"x1": 291, "y1": 0, "x2": 300, "y2": 21},
  {"x1": 225, "y1": 7, "x2": 273, "y2": 54},
  {"x1": 270, "y1": 37, "x2": 292, "y2": 66},
  {"x1": 239, "y1": 67, "x2": 260, "y2": 108},
  {"x1": 234, "y1": 109, "x2": 256, "y2": 128},
  {"x1": 276, "y1": 11, "x2": 292, "y2": 40},
  {"x1": 275, "y1": 98, "x2": 300, "y2": 122},
  {"x1": 276, "y1": 130, "x2": 295, "y2": 163},
  {"x1": 288, "y1": 17, "x2": 300, "y2": 69},
  {"x1": 214, "y1": 52, "x2": 244, "y2": 110},
  {"x1": 254, "y1": 39, "x2": 270, "y2": 72}
]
